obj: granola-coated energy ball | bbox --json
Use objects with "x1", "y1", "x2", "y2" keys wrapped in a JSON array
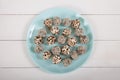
[
  {"x1": 47, "y1": 36, "x2": 56, "y2": 45},
  {"x1": 34, "y1": 35, "x2": 43, "y2": 44},
  {"x1": 80, "y1": 35, "x2": 89, "y2": 44},
  {"x1": 52, "y1": 55, "x2": 62, "y2": 64},
  {"x1": 50, "y1": 26, "x2": 59, "y2": 34},
  {"x1": 62, "y1": 28, "x2": 71, "y2": 36},
  {"x1": 43, "y1": 51, "x2": 51, "y2": 60},
  {"x1": 34, "y1": 45, "x2": 43, "y2": 53},
  {"x1": 71, "y1": 19, "x2": 80, "y2": 29},
  {"x1": 71, "y1": 51, "x2": 78, "y2": 59},
  {"x1": 51, "y1": 46, "x2": 61, "y2": 55},
  {"x1": 44, "y1": 18, "x2": 52, "y2": 28},
  {"x1": 75, "y1": 28, "x2": 83, "y2": 36},
  {"x1": 57, "y1": 35, "x2": 66, "y2": 44},
  {"x1": 63, "y1": 58, "x2": 72, "y2": 67},
  {"x1": 77, "y1": 46, "x2": 86, "y2": 55},
  {"x1": 62, "y1": 18, "x2": 71, "y2": 26},
  {"x1": 53, "y1": 17, "x2": 61, "y2": 26},
  {"x1": 67, "y1": 37, "x2": 77, "y2": 47},
  {"x1": 38, "y1": 29, "x2": 47, "y2": 37},
  {"x1": 61, "y1": 45, "x2": 70, "y2": 55}
]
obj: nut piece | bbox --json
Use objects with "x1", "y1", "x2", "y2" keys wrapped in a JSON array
[
  {"x1": 63, "y1": 58, "x2": 72, "y2": 67},
  {"x1": 47, "y1": 36, "x2": 56, "y2": 45},
  {"x1": 43, "y1": 51, "x2": 51, "y2": 60},
  {"x1": 62, "y1": 28, "x2": 71, "y2": 36},
  {"x1": 51, "y1": 46, "x2": 61, "y2": 55},
  {"x1": 57, "y1": 35, "x2": 66, "y2": 44},
  {"x1": 52, "y1": 55, "x2": 62, "y2": 64},
  {"x1": 34, "y1": 36, "x2": 43, "y2": 44},
  {"x1": 80, "y1": 35, "x2": 89, "y2": 44},
  {"x1": 62, "y1": 18, "x2": 71, "y2": 26},
  {"x1": 50, "y1": 26, "x2": 59, "y2": 34},
  {"x1": 53, "y1": 17, "x2": 61, "y2": 26},
  {"x1": 71, "y1": 19, "x2": 80, "y2": 29},
  {"x1": 61, "y1": 45, "x2": 70, "y2": 55},
  {"x1": 75, "y1": 28, "x2": 83, "y2": 36},
  {"x1": 34, "y1": 45, "x2": 43, "y2": 53},
  {"x1": 77, "y1": 46, "x2": 86, "y2": 55},
  {"x1": 67, "y1": 37, "x2": 77, "y2": 47},
  {"x1": 38, "y1": 29, "x2": 47, "y2": 37},
  {"x1": 71, "y1": 51, "x2": 78, "y2": 59},
  {"x1": 44, "y1": 18, "x2": 52, "y2": 28}
]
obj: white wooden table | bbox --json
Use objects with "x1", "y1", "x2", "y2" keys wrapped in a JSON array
[{"x1": 0, "y1": 0, "x2": 120, "y2": 80}]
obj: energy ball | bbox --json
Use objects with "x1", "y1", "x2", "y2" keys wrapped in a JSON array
[
  {"x1": 62, "y1": 18, "x2": 71, "y2": 26},
  {"x1": 57, "y1": 35, "x2": 66, "y2": 44},
  {"x1": 63, "y1": 58, "x2": 72, "y2": 67},
  {"x1": 38, "y1": 29, "x2": 47, "y2": 37},
  {"x1": 62, "y1": 28, "x2": 71, "y2": 36},
  {"x1": 61, "y1": 45, "x2": 70, "y2": 55},
  {"x1": 52, "y1": 55, "x2": 62, "y2": 64},
  {"x1": 71, "y1": 51, "x2": 78, "y2": 59},
  {"x1": 67, "y1": 37, "x2": 77, "y2": 47},
  {"x1": 51, "y1": 46, "x2": 61, "y2": 55},
  {"x1": 44, "y1": 18, "x2": 52, "y2": 28},
  {"x1": 34, "y1": 45, "x2": 43, "y2": 53},
  {"x1": 34, "y1": 35, "x2": 43, "y2": 44},
  {"x1": 53, "y1": 17, "x2": 61, "y2": 26},
  {"x1": 50, "y1": 26, "x2": 59, "y2": 35},
  {"x1": 75, "y1": 28, "x2": 83, "y2": 36},
  {"x1": 47, "y1": 36, "x2": 56, "y2": 45},
  {"x1": 43, "y1": 51, "x2": 51, "y2": 60},
  {"x1": 80, "y1": 35, "x2": 89, "y2": 44},
  {"x1": 71, "y1": 19, "x2": 80, "y2": 29},
  {"x1": 77, "y1": 46, "x2": 86, "y2": 55}
]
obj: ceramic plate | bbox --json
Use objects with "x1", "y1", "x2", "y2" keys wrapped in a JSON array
[{"x1": 26, "y1": 7, "x2": 93, "y2": 73}]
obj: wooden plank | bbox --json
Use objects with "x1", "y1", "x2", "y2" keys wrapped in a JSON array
[
  {"x1": 0, "y1": 0, "x2": 120, "y2": 14},
  {"x1": 0, "y1": 41, "x2": 120, "y2": 67},
  {"x1": 0, "y1": 68, "x2": 120, "y2": 80},
  {"x1": 0, "y1": 15, "x2": 120, "y2": 40}
]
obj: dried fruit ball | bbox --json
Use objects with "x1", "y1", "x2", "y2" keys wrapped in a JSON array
[
  {"x1": 71, "y1": 51, "x2": 78, "y2": 59},
  {"x1": 51, "y1": 46, "x2": 61, "y2": 55},
  {"x1": 44, "y1": 18, "x2": 52, "y2": 28},
  {"x1": 50, "y1": 26, "x2": 59, "y2": 35},
  {"x1": 67, "y1": 37, "x2": 77, "y2": 47},
  {"x1": 53, "y1": 17, "x2": 61, "y2": 26},
  {"x1": 63, "y1": 58, "x2": 72, "y2": 67},
  {"x1": 47, "y1": 36, "x2": 56, "y2": 45},
  {"x1": 38, "y1": 29, "x2": 47, "y2": 37},
  {"x1": 57, "y1": 35, "x2": 66, "y2": 44},
  {"x1": 52, "y1": 55, "x2": 62, "y2": 64},
  {"x1": 62, "y1": 28, "x2": 71, "y2": 36},
  {"x1": 43, "y1": 51, "x2": 51, "y2": 60},
  {"x1": 77, "y1": 46, "x2": 86, "y2": 55},
  {"x1": 71, "y1": 19, "x2": 80, "y2": 29},
  {"x1": 34, "y1": 45, "x2": 43, "y2": 53},
  {"x1": 62, "y1": 18, "x2": 71, "y2": 26},
  {"x1": 80, "y1": 35, "x2": 89, "y2": 44},
  {"x1": 61, "y1": 45, "x2": 70, "y2": 55},
  {"x1": 34, "y1": 36, "x2": 43, "y2": 44},
  {"x1": 75, "y1": 28, "x2": 83, "y2": 36}
]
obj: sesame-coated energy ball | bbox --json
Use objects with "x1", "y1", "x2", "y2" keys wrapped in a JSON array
[
  {"x1": 52, "y1": 55, "x2": 62, "y2": 64},
  {"x1": 50, "y1": 26, "x2": 59, "y2": 35},
  {"x1": 34, "y1": 35, "x2": 43, "y2": 44},
  {"x1": 38, "y1": 29, "x2": 47, "y2": 37},
  {"x1": 62, "y1": 28, "x2": 71, "y2": 36},
  {"x1": 67, "y1": 37, "x2": 77, "y2": 47},
  {"x1": 71, "y1": 19, "x2": 80, "y2": 29},
  {"x1": 51, "y1": 46, "x2": 61, "y2": 55},
  {"x1": 47, "y1": 36, "x2": 56, "y2": 45},
  {"x1": 57, "y1": 35, "x2": 66, "y2": 44},
  {"x1": 62, "y1": 18, "x2": 71, "y2": 26},
  {"x1": 80, "y1": 35, "x2": 89, "y2": 44},
  {"x1": 63, "y1": 58, "x2": 72, "y2": 67},
  {"x1": 44, "y1": 18, "x2": 53, "y2": 28},
  {"x1": 34, "y1": 45, "x2": 43, "y2": 53},
  {"x1": 71, "y1": 51, "x2": 78, "y2": 59},
  {"x1": 75, "y1": 28, "x2": 83, "y2": 36},
  {"x1": 53, "y1": 17, "x2": 61, "y2": 26},
  {"x1": 61, "y1": 45, "x2": 70, "y2": 55},
  {"x1": 43, "y1": 51, "x2": 52, "y2": 60},
  {"x1": 77, "y1": 46, "x2": 86, "y2": 55}
]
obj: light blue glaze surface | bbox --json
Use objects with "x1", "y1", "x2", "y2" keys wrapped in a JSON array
[{"x1": 26, "y1": 7, "x2": 93, "y2": 73}]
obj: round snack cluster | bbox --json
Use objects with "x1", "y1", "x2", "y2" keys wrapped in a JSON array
[{"x1": 33, "y1": 16, "x2": 89, "y2": 67}]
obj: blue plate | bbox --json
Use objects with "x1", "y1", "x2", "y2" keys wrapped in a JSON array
[{"x1": 26, "y1": 7, "x2": 93, "y2": 73}]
